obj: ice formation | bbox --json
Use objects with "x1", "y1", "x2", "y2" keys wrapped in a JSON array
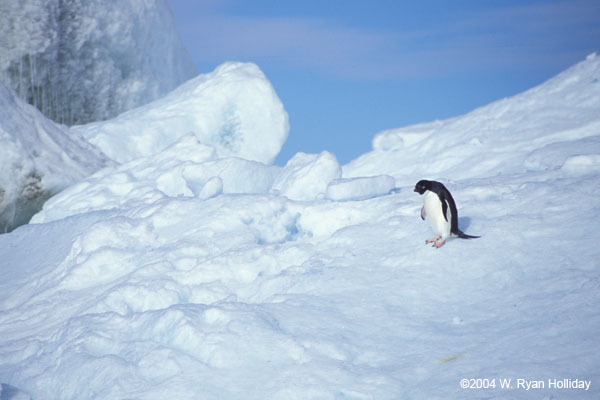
[
  {"x1": 0, "y1": 0, "x2": 197, "y2": 125},
  {"x1": 73, "y1": 62, "x2": 289, "y2": 165},
  {"x1": 1, "y1": 56, "x2": 599, "y2": 399},
  {"x1": 0, "y1": 82, "x2": 111, "y2": 233}
]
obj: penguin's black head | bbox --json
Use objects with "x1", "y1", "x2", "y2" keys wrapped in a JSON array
[{"x1": 414, "y1": 180, "x2": 432, "y2": 195}]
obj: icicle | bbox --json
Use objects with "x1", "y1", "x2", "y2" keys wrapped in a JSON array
[
  {"x1": 29, "y1": 53, "x2": 34, "y2": 106},
  {"x1": 18, "y1": 56, "x2": 23, "y2": 100},
  {"x1": 32, "y1": 55, "x2": 38, "y2": 109}
]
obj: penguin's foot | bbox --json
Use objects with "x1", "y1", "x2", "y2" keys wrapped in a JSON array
[
  {"x1": 425, "y1": 236, "x2": 446, "y2": 248},
  {"x1": 433, "y1": 239, "x2": 446, "y2": 248},
  {"x1": 425, "y1": 236, "x2": 441, "y2": 244}
]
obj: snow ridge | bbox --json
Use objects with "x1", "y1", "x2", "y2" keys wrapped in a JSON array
[{"x1": 344, "y1": 53, "x2": 600, "y2": 186}]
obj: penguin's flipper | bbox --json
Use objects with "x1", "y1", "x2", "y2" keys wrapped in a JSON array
[
  {"x1": 440, "y1": 199, "x2": 449, "y2": 222},
  {"x1": 421, "y1": 206, "x2": 426, "y2": 220}
]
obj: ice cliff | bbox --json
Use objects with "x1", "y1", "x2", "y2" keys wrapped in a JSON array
[{"x1": 0, "y1": 0, "x2": 197, "y2": 126}]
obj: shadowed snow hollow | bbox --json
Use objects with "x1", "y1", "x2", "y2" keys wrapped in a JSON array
[
  {"x1": 0, "y1": 0, "x2": 197, "y2": 126},
  {"x1": 73, "y1": 62, "x2": 290, "y2": 165},
  {"x1": 0, "y1": 82, "x2": 111, "y2": 233}
]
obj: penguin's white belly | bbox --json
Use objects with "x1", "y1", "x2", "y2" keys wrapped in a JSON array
[{"x1": 423, "y1": 190, "x2": 451, "y2": 238}]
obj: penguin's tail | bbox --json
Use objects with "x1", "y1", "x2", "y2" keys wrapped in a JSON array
[{"x1": 454, "y1": 230, "x2": 480, "y2": 239}]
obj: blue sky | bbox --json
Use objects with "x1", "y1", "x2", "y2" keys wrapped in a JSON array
[{"x1": 168, "y1": 0, "x2": 600, "y2": 165}]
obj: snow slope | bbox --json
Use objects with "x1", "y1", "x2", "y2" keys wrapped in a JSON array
[
  {"x1": 73, "y1": 62, "x2": 289, "y2": 165},
  {"x1": 345, "y1": 53, "x2": 600, "y2": 186},
  {"x1": 0, "y1": 82, "x2": 111, "y2": 233},
  {"x1": 0, "y1": 0, "x2": 197, "y2": 126},
  {"x1": 1, "y1": 55, "x2": 599, "y2": 399}
]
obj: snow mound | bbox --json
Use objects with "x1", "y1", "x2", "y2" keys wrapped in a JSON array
[
  {"x1": 271, "y1": 151, "x2": 341, "y2": 201},
  {"x1": 561, "y1": 153, "x2": 600, "y2": 175},
  {"x1": 0, "y1": 0, "x2": 197, "y2": 126},
  {"x1": 0, "y1": 82, "x2": 111, "y2": 232},
  {"x1": 73, "y1": 62, "x2": 289, "y2": 164},
  {"x1": 344, "y1": 53, "x2": 600, "y2": 186},
  {"x1": 31, "y1": 133, "x2": 280, "y2": 224}
]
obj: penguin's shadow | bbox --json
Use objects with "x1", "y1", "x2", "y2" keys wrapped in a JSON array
[{"x1": 458, "y1": 217, "x2": 472, "y2": 231}]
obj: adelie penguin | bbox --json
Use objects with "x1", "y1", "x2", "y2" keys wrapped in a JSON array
[{"x1": 414, "y1": 179, "x2": 480, "y2": 248}]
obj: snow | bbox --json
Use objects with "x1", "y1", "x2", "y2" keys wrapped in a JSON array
[
  {"x1": 344, "y1": 52, "x2": 600, "y2": 187},
  {"x1": 0, "y1": 0, "x2": 197, "y2": 126},
  {"x1": 326, "y1": 175, "x2": 396, "y2": 201},
  {"x1": 73, "y1": 62, "x2": 289, "y2": 165},
  {"x1": 271, "y1": 151, "x2": 341, "y2": 201},
  {"x1": 1, "y1": 55, "x2": 600, "y2": 399},
  {"x1": 561, "y1": 153, "x2": 600, "y2": 175},
  {"x1": 0, "y1": 384, "x2": 30, "y2": 400},
  {"x1": 30, "y1": 133, "x2": 281, "y2": 225},
  {"x1": 0, "y1": 82, "x2": 111, "y2": 233}
]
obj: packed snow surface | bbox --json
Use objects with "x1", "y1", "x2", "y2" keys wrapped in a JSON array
[
  {"x1": 1, "y1": 55, "x2": 600, "y2": 399},
  {"x1": 326, "y1": 175, "x2": 396, "y2": 202},
  {"x1": 0, "y1": 0, "x2": 197, "y2": 125},
  {"x1": 73, "y1": 62, "x2": 289, "y2": 165},
  {"x1": 0, "y1": 82, "x2": 111, "y2": 233}
]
